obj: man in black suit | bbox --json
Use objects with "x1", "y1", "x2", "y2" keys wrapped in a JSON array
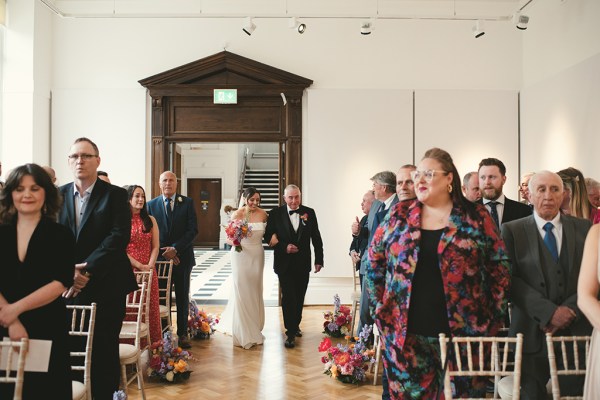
[
  {"x1": 266, "y1": 184, "x2": 324, "y2": 348},
  {"x1": 59, "y1": 137, "x2": 138, "y2": 399},
  {"x1": 478, "y1": 157, "x2": 532, "y2": 227},
  {"x1": 502, "y1": 171, "x2": 592, "y2": 399},
  {"x1": 147, "y1": 171, "x2": 198, "y2": 348},
  {"x1": 349, "y1": 190, "x2": 375, "y2": 286}
]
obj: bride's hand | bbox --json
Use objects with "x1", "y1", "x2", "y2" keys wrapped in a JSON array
[{"x1": 269, "y1": 234, "x2": 279, "y2": 247}]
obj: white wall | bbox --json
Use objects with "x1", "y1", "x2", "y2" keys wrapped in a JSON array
[{"x1": 520, "y1": 0, "x2": 600, "y2": 178}]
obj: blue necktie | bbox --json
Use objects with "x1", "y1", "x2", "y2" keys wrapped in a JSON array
[
  {"x1": 543, "y1": 222, "x2": 559, "y2": 263},
  {"x1": 165, "y1": 198, "x2": 173, "y2": 226},
  {"x1": 488, "y1": 201, "x2": 500, "y2": 227}
]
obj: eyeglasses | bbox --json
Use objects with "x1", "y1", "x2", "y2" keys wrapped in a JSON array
[
  {"x1": 519, "y1": 183, "x2": 529, "y2": 188},
  {"x1": 410, "y1": 169, "x2": 448, "y2": 183},
  {"x1": 68, "y1": 153, "x2": 98, "y2": 161}
]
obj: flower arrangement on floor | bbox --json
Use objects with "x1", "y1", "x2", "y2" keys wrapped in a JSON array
[
  {"x1": 322, "y1": 294, "x2": 352, "y2": 338},
  {"x1": 188, "y1": 299, "x2": 219, "y2": 339},
  {"x1": 113, "y1": 390, "x2": 127, "y2": 400},
  {"x1": 224, "y1": 218, "x2": 253, "y2": 252},
  {"x1": 318, "y1": 324, "x2": 375, "y2": 384},
  {"x1": 147, "y1": 330, "x2": 192, "y2": 383}
]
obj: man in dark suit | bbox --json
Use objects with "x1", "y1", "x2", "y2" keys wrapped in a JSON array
[
  {"x1": 266, "y1": 184, "x2": 324, "y2": 348},
  {"x1": 355, "y1": 170, "x2": 402, "y2": 338},
  {"x1": 502, "y1": 170, "x2": 592, "y2": 400},
  {"x1": 147, "y1": 171, "x2": 198, "y2": 348},
  {"x1": 349, "y1": 190, "x2": 375, "y2": 286},
  {"x1": 478, "y1": 157, "x2": 532, "y2": 227},
  {"x1": 59, "y1": 137, "x2": 138, "y2": 399}
]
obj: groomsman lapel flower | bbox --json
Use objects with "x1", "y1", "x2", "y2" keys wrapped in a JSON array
[
  {"x1": 177, "y1": 196, "x2": 183, "y2": 203},
  {"x1": 300, "y1": 213, "x2": 309, "y2": 225}
]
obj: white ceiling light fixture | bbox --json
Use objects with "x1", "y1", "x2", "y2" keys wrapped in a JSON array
[
  {"x1": 513, "y1": 12, "x2": 529, "y2": 30},
  {"x1": 360, "y1": 20, "x2": 373, "y2": 35},
  {"x1": 472, "y1": 19, "x2": 485, "y2": 38},
  {"x1": 288, "y1": 17, "x2": 306, "y2": 34},
  {"x1": 242, "y1": 17, "x2": 256, "y2": 36}
]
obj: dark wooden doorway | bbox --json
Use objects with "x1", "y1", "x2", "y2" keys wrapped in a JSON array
[
  {"x1": 188, "y1": 178, "x2": 222, "y2": 247},
  {"x1": 138, "y1": 51, "x2": 312, "y2": 199}
]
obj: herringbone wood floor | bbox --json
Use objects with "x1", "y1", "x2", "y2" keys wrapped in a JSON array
[{"x1": 126, "y1": 305, "x2": 383, "y2": 400}]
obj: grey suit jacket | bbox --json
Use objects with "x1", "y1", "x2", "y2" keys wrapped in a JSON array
[
  {"x1": 359, "y1": 194, "x2": 398, "y2": 274},
  {"x1": 502, "y1": 214, "x2": 592, "y2": 354}
]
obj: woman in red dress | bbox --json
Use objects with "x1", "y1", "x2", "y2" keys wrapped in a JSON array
[{"x1": 125, "y1": 185, "x2": 162, "y2": 346}]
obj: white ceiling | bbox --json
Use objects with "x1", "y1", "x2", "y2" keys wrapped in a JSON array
[{"x1": 43, "y1": 0, "x2": 533, "y2": 21}]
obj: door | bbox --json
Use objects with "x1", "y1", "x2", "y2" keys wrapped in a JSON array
[{"x1": 188, "y1": 178, "x2": 222, "y2": 247}]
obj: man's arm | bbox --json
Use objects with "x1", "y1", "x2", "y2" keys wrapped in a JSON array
[{"x1": 171, "y1": 197, "x2": 198, "y2": 254}]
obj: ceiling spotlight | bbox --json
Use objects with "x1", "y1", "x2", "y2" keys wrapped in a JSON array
[
  {"x1": 360, "y1": 21, "x2": 373, "y2": 35},
  {"x1": 513, "y1": 12, "x2": 529, "y2": 30},
  {"x1": 472, "y1": 20, "x2": 485, "y2": 39},
  {"x1": 242, "y1": 17, "x2": 256, "y2": 36},
  {"x1": 288, "y1": 17, "x2": 306, "y2": 34}
]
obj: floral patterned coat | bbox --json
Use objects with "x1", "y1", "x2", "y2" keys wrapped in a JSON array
[{"x1": 366, "y1": 199, "x2": 511, "y2": 352}]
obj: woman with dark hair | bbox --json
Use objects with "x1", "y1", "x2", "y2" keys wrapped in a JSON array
[
  {"x1": 0, "y1": 163, "x2": 74, "y2": 399},
  {"x1": 367, "y1": 148, "x2": 511, "y2": 399},
  {"x1": 218, "y1": 187, "x2": 268, "y2": 349},
  {"x1": 123, "y1": 184, "x2": 161, "y2": 345}
]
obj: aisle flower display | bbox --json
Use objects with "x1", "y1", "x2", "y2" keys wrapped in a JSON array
[
  {"x1": 318, "y1": 324, "x2": 375, "y2": 384},
  {"x1": 188, "y1": 299, "x2": 219, "y2": 339},
  {"x1": 322, "y1": 294, "x2": 352, "y2": 338},
  {"x1": 147, "y1": 330, "x2": 192, "y2": 383}
]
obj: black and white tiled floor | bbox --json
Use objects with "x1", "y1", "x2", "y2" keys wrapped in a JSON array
[{"x1": 191, "y1": 249, "x2": 279, "y2": 306}]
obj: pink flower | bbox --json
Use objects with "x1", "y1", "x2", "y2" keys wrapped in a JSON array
[
  {"x1": 335, "y1": 315, "x2": 347, "y2": 326},
  {"x1": 318, "y1": 337, "x2": 332, "y2": 352}
]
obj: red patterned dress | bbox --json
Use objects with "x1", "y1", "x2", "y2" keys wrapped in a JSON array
[{"x1": 126, "y1": 213, "x2": 162, "y2": 347}]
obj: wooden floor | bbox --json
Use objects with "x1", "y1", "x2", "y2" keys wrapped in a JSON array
[{"x1": 126, "y1": 305, "x2": 383, "y2": 400}]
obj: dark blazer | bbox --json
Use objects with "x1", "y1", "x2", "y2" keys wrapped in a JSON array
[
  {"x1": 349, "y1": 214, "x2": 369, "y2": 258},
  {"x1": 479, "y1": 196, "x2": 532, "y2": 225},
  {"x1": 147, "y1": 193, "x2": 198, "y2": 269},
  {"x1": 58, "y1": 178, "x2": 137, "y2": 303},
  {"x1": 502, "y1": 214, "x2": 592, "y2": 353},
  {"x1": 265, "y1": 205, "x2": 324, "y2": 275},
  {"x1": 360, "y1": 194, "x2": 399, "y2": 275}
]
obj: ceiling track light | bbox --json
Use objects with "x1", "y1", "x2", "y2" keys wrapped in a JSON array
[
  {"x1": 472, "y1": 19, "x2": 485, "y2": 38},
  {"x1": 513, "y1": 12, "x2": 529, "y2": 30},
  {"x1": 360, "y1": 20, "x2": 373, "y2": 35},
  {"x1": 288, "y1": 17, "x2": 306, "y2": 34},
  {"x1": 242, "y1": 17, "x2": 256, "y2": 36}
]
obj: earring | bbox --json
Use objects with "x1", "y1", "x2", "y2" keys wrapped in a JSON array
[
  {"x1": 43, "y1": 204, "x2": 48, "y2": 214},
  {"x1": 448, "y1": 184, "x2": 453, "y2": 193}
]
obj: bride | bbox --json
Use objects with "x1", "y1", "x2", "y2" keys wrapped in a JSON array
[{"x1": 218, "y1": 187, "x2": 267, "y2": 349}]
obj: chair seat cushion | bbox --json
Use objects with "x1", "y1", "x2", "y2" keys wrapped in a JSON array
[
  {"x1": 159, "y1": 305, "x2": 169, "y2": 316},
  {"x1": 72, "y1": 380, "x2": 86, "y2": 400},
  {"x1": 498, "y1": 376, "x2": 513, "y2": 399},
  {"x1": 120, "y1": 322, "x2": 148, "y2": 336},
  {"x1": 119, "y1": 343, "x2": 140, "y2": 363}
]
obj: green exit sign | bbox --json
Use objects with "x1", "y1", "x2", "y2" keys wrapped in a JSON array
[{"x1": 213, "y1": 89, "x2": 237, "y2": 104}]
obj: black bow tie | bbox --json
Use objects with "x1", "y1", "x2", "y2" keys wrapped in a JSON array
[{"x1": 289, "y1": 209, "x2": 300, "y2": 215}]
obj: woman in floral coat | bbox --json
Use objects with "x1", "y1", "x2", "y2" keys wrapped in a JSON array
[{"x1": 367, "y1": 148, "x2": 511, "y2": 399}]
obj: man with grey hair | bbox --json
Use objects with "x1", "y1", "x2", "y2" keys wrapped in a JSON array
[
  {"x1": 355, "y1": 171, "x2": 398, "y2": 338},
  {"x1": 585, "y1": 177, "x2": 600, "y2": 209},
  {"x1": 502, "y1": 171, "x2": 592, "y2": 399},
  {"x1": 266, "y1": 184, "x2": 324, "y2": 349},
  {"x1": 462, "y1": 171, "x2": 481, "y2": 202}
]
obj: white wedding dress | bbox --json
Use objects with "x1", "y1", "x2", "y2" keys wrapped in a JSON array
[
  {"x1": 583, "y1": 234, "x2": 600, "y2": 399},
  {"x1": 218, "y1": 222, "x2": 266, "y2": 349}
]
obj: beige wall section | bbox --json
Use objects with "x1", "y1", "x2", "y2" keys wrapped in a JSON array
[{"x1": 414, "y1": 90, "x2": 520, "y2": 200}]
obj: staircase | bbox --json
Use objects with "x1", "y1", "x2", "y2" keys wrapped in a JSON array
[{"x1": 242, "y1": 169, "x2": 280, "y2": 211}]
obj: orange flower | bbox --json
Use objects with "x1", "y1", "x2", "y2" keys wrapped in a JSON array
[
  {"x1": 174, "y1": 359, "x2": 188, "y2": 373},
  {"x1": 334, "y1": 352, "x2": 351, "y2": 366}
]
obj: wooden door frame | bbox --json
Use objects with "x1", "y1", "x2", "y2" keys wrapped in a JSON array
[{"x1": 139, "y1": 51, "x2": 312, "y2": 198}]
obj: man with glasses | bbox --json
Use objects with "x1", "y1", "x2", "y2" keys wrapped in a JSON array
[
  {"x1": 478, "y1": 158, "x2": 531, "y2": 228},
  {"x1": 58, "y1": 137, "x2": 138, "y2": 399}
]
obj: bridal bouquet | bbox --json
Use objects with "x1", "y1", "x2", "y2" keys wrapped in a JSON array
[
  {"x1": 323, "y1": 294, "x2": 352, "y2": 338},
  {"x1": 318, "y1": 324, "x2": 375, "y2": 384},
  {"x1": 224, "y1": 219, "x2": 253, "y2": 252},
  {"x1": 188, "y1": 300, "x2": 219, "y2": 339},
  {"x1": 147, "y1": 331, "x2": 192, "y2": 383}
]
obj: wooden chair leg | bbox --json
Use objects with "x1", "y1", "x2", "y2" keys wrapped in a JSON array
[
  {"x1": 121, "y1": 364, "x2": 129, "y2": 395},
  {"x1": 136, "y1": 359, "x2": 146, "y2": 400}
]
